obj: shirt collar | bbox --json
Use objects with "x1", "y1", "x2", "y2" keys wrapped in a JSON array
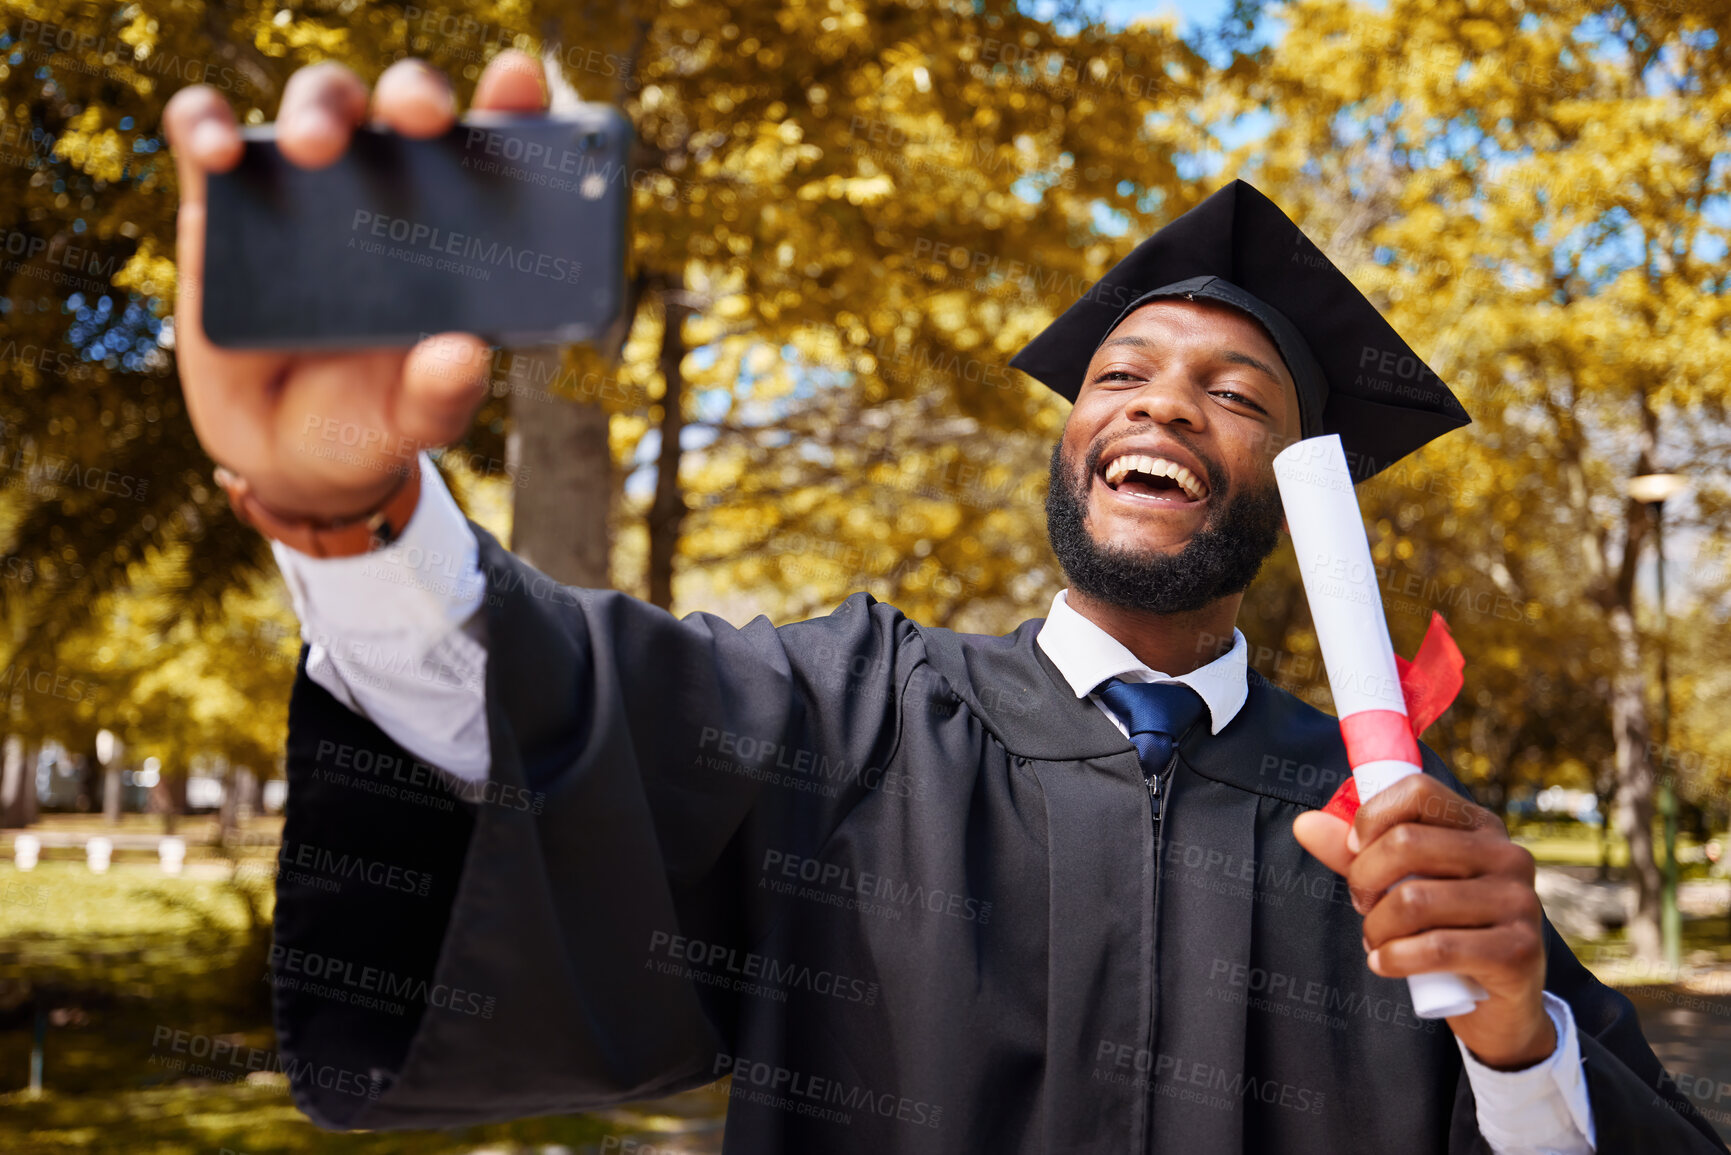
[{"x1": 1034, "y1": 589, "x2": 1250, "y2": 736}]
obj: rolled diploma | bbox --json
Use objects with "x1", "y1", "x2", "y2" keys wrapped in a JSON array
[{"x1": 1272, "y1": 434, "x2": 1488, "y2": 1020}]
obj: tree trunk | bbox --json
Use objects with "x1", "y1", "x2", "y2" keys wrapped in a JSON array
[
  {"x1": 1, "y1": 735, "x2": 37, "y2": 828},
  {"x1": 1607, "y1": 602, "x2": 1663, "y2": 964},
  {"x1": 234, "y1": 767, "x2": 257, "y2": 823},
  {"x1": 155, "y1": 771, "x2": 187, "y2": 836},
  {"x1": 647, "y1": 289, "x2": 693, "y2": 612},
  {"x1": 506, "y1": 348, "x2": 614, "y2": 589},
  {"x1": 1468, "y1": 712, "x2": 1515, "y2": 822},
  {"x1": 75, "y1": 741, "x2": 99, "y2": 812},
  {"x1": 1686, "y1": 801, "x2": 1707, "y2": 844},
  {"x1": 1594, "y1": 777, "x2": 1616, "y2": 882},
  {"x1": 216, "y1": 756, "x2": 241, "y2": 846},
  {"x1": 498, "y1": 43, "x2": 626, "y2": 593},
  {"x1": 102, "y1": 764, "x2": 123, "y2": 824},
  {"x1": 20, "y1": 740, "x2": 36, "y2": 825}
]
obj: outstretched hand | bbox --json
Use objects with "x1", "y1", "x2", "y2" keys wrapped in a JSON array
[{"x1": 164, "y1": 51, "x2": 551, "y2": 522}]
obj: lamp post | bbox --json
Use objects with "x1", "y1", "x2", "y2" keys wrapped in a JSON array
[{"x1": 1630, "y1": 471, "x2": 1688, "y2": 972}]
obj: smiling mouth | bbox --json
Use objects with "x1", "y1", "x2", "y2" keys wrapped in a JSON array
[{"x1": 1098, "y1": 453, "x2": 1209, "y2": 503}]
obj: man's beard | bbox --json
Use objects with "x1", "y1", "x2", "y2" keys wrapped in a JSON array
[{"x1": 1045, "y1": 438, "x2": 1285, "y2": 615}]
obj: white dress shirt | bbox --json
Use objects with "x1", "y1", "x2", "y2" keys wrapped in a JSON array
[{"x1": 272, "y1": 454, "x2": 1596, "y2": 1153}]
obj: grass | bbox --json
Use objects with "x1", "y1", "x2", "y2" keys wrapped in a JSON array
[
  {"x1": 0, "y1": 1083, "x2": 644, "y2": 1154},
  {"x1": 0, "y1": 862, "x2": 259, "y2": 1013},
  {"x1": 1571, "y1": 912, "x2": 1731, "y2": 986},
  {"x1": 1513, "y1": 827, "x2": 1629, "y2": 869},
  {"x1": 0, "y1": 859, "x2": 718, "y2": 1153},
  {"x1": 1512, "y1": 823, "x2": 1724, "y2": 882}
]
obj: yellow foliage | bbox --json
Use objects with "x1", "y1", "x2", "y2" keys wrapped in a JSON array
[{"x1": 1221, "y1": 0, "x2": 1731, "y2": 808}]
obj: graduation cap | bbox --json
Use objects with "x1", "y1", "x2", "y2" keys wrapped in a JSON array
[{"x1": 1008, "y1": 180, "x2": 1470, "y2": 481}]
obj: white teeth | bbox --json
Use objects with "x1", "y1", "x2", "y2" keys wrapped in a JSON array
[{"x1": 1102, "y1": 453, "x2": 1207, "y2": 501}]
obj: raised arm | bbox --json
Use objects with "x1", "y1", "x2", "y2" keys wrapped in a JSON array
[
  {"x1": 169, "y1": 53, "x2": 917, "y2": 1129},
  {"x1": 271, "y1": 511, "x2": 912, "y2": 1128}
]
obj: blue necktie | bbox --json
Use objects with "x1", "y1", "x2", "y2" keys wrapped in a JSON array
[{"x1": 1095, "y1": 679, "x2": 1206, "y2": 814}]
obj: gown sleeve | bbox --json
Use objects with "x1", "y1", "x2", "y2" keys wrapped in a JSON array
[
  {"x1": 1419, "y1": 747, "x2": 1731, "y2": 1154},
  {"x1": 270, "y1": 522, "x2": 915, "y2": 1130}
]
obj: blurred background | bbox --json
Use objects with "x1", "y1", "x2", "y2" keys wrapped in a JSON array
[{"x1": 1, "y1": 0, "x2": 1728, "y2": 1150}]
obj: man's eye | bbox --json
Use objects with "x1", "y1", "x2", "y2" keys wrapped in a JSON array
[
  {"x1": 1212, "y1": 389, "x2": 1267, "y2": 414},
  {"x1": 1094, "y1": 370, "x2": 1141, "y2": 384}
]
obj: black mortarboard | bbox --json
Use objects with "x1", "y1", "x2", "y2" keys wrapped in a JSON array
[{"x1": 1008, "y1": 180, "x2": 1470, "y2": 481}]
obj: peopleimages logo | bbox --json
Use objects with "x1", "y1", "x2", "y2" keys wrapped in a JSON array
[
  {"x1": 1206, "y1": 958, "x2": 1435, "y2": 1034},
  {"x1": 1092, "y1": 1041, "x2": 1327, "y2": 1115},
  {"x1": 150, "y1": 1026, "x2": 381, "y2": 1099},
  {"x1": 276, "y1": 838, "x2": 434, "y2": 898},
  {"x1": 348, "y1": 211, "x2": 583, "y2": 283},
  {"x1": 760, "y1": 849, "x2": 993, "y2": 924},
  {"x1": 714, "y1": 1053, "x2": 944, "y2": 1130},
  {"x1": 268, "y1": 945, "x2": 496, "y2": 1018},
  {"x1": 647, "y1": 931, "x2": 880, "y2": 1007},
  {"x1": 695, "y1": 726, "x2": 926, "y2": 801}
]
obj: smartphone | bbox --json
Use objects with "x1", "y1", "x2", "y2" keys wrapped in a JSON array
[{"x1": 202, "y1": 109, "x2": 632, "y2": 352}]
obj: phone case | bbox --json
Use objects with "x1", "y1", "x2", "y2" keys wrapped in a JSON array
[{"x1": 203, "y1": 110, "x2": 632, "y2": 353}]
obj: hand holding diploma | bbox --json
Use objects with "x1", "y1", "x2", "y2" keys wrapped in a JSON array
[
  {"x1": 1278, "y1": 436, "x2": 1556, "y2": 1070},
  {"x1": 1312, "y1": 774, "x2": 1558, "y2": 1071}
]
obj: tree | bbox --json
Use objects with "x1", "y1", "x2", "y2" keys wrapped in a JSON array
[
  {"x1": 0, "y1": 0, "x2": 1214, "y2": 674},
  {"x1": 500, "y1": 0, "x2": 1219, "y2": 611},
  {"x1": 677, "y1": 382, "x2": 1055, "y2": 632},
  {"x1": 44, "y1": 539, "x2": 300, "y2": 813},
  {"x1": 1225, "y1": 0, "x2": 1731, "y2": 962}
]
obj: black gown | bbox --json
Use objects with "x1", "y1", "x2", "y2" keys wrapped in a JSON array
[{"x1": 270, "y1": 524, "x2": 1727, "y2": 1154}]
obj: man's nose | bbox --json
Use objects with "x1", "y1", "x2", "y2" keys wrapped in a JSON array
[{"x1": 1120, "y1": 371, "x2": 1205, "y2": 429}]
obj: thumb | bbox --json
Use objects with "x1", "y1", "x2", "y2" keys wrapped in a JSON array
[
  {"x1": 1293, "y1": 809, "x2": 1355, "y2": 877},
  {"x1": 394, "y1": 333, "x2": 493, "y2": 448},
  {"x1": 162, "y1": 85, "x2": 242, "y2": 352}
]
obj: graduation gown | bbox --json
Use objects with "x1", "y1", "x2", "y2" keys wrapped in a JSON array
[{"x1": 271, "y1": 524, "x2": 1727, "y2": 1154}]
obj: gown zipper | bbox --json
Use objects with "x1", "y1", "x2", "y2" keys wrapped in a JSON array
[{"x1": 1142, "y1": 745, "x2": 1180, "y2": 1154}]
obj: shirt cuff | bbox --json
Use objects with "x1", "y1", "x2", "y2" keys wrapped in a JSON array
[
  {"x1": 1457, "y1": 990, "x2": 1596, "y2": 1154},
  {"x1": 271, "y1": 452, "x2": 486, "y2": 648}
]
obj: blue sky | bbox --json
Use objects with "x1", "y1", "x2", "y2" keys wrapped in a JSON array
[
  {"x1": 1020, "y1": 0, "x2": 1252, "y2": 40},
  {"x1": 1099, "y1": 0, "x2": 1234, "y2": 33}
]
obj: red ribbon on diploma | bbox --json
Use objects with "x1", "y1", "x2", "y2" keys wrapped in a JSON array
[{"x1": 1320, "y1": 613, "x2": 1464, "y2": 825}]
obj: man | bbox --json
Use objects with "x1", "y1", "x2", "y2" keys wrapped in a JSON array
[{"x1": 166, "y1": 51, "x2": 1723, "y2": 1154}]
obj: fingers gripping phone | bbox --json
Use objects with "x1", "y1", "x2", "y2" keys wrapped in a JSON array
[{"x1": 202, "y1": 109, "x2": 632, "y2": 352}]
